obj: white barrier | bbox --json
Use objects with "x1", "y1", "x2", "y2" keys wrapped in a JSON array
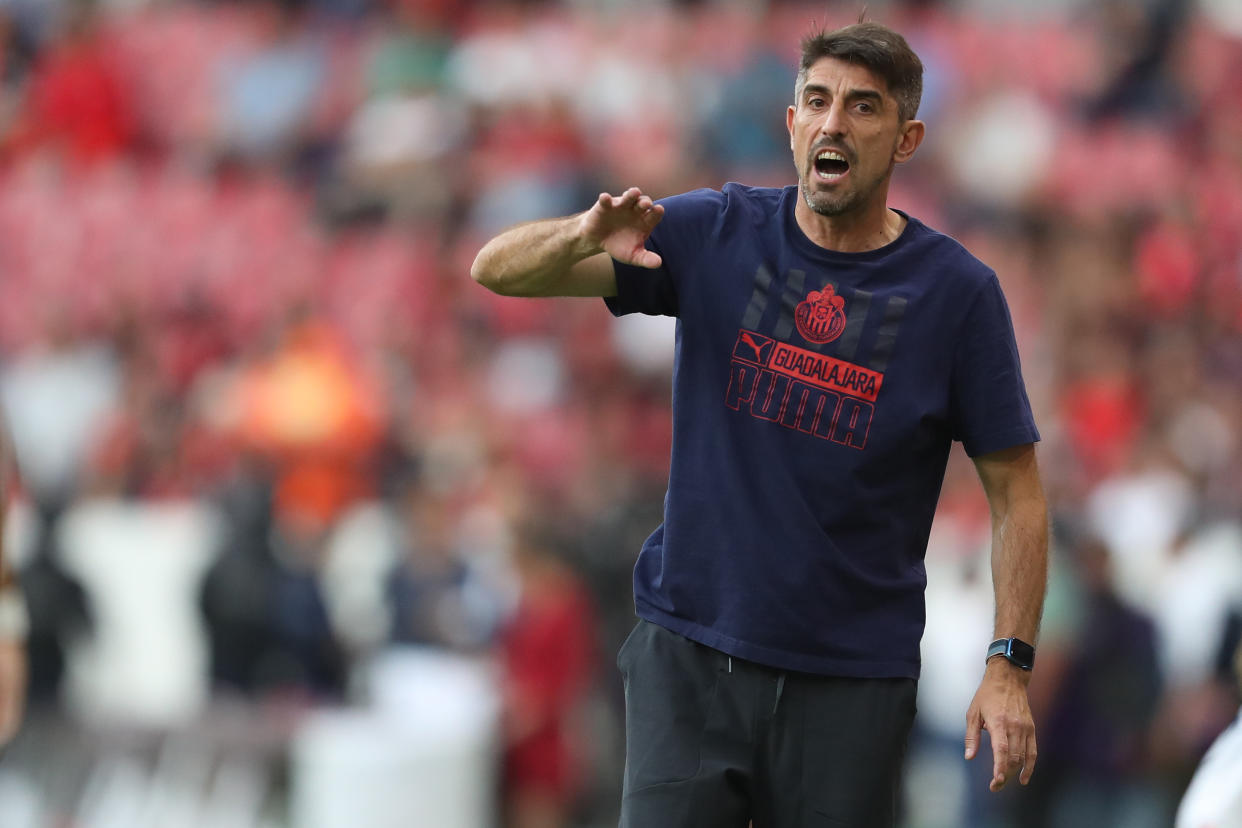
[{"x1": 290, "y1": 648, "x2": 501, "y2": 828}]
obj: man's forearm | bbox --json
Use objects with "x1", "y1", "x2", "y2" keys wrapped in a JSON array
[
  {"x1": 972, "y1": 444, "x2": 1048, "y2": 673},
  {"x1": 989, "y1": 491, "x2": 1048, "y2": 652},
  {"x1": 471, "y1": 213, "x2": 598, "y2": 297}
]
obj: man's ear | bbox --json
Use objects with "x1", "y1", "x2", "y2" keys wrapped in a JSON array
[
  {"x1": 894, "y1": 119, "x2": 925, "y2": 163},
  {"x1": 786, "y1": 105, "x2": 796, "y2": 148}
]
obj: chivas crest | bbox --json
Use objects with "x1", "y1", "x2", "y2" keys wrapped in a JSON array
[{"x1": 794, "y1": 285, "x2": 847, "y2": 344}]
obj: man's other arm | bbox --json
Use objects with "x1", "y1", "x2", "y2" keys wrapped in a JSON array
[
  {"x1": 471, "y1": 188, "x2": 663, "y2": 297},
  {"x1": 963, "y1": 442, "x2": 1048, "y2": 792}
]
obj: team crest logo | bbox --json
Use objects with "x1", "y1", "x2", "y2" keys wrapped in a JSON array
[{"x1": 794, "y1": 285, "x2": 847, "y2": 344}]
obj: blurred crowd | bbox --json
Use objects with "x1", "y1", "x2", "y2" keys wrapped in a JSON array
[{"x1": 0, "y1": 0, "x2": 1239, "y2": 825}]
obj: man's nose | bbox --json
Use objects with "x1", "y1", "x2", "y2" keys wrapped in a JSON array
[{"x1": 819, "y1": 100, "x2": 848, "y2": 138}]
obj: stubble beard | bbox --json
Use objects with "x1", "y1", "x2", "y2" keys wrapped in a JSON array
[
  {"x1": 801, "y1": 178, "x2": 859, "y2": 217},
  {"x1": 797, "y1": 151, "x2": 896, "y2": 218}
]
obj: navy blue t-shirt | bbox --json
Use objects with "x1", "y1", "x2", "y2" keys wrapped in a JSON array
[{"x1": 606, "y1": 183, "x2": 1039, "y2": 678}]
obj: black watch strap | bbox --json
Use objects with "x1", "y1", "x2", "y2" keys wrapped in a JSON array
[{"x1": 987, "y1": 637, "x2": 1035, "y2": 671}]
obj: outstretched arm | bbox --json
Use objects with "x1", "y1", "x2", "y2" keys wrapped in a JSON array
[
  {"x1": 0, "y1": 414, "x2": 26, "y2": 745},
  {"x1": 471, "y1": 187, "x2": 664, "y2": 297},
  {"x1": 964, "y1": 442, "x2": 1048, "y2": 791}
]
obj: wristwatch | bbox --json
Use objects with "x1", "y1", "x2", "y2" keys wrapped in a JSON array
[{"x1": 986, "y1": 637, "x2": 1035, "y2": 671}]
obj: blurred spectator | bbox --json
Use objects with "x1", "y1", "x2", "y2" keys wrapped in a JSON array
[
  {"x1": 499, "y1": 517, "x2": 596, "y2": 828},
  {"x1": 1012, "y1": 536, "x2": 1164, "y2": 828},
  {"x1": 386, "y1": 482, "x2": 500, "y2": 650},
  {"x1": 200, "y1": 471, "x2": 285, "y2": 696},
  {"x1": 0, "y1": 6, "x2": 37, "y2": 143},
  {"x1": 1086, "y1": 0, "x2": 1190, "y2": 122},
  {"x1": 213, "y1": 0, "x2": 325, "y2": 166},
  {"x1": 332, "y1": 0, "x2": 465, "y2": 222},
  {"x1": 8, "y1": 0, "x2": 136, "y2": 164},
  {"x1": 202, "y1": 471, "x2": 346, "y2": 700},
  {"x1": 267, "y1": 503, "x2": 348, "y2": 698},
  {"x1": 0, "y1": 321, "x2": 119, "y2": 509},
  {"x1": 696, "y1": 21, "x2": 794, "y2": 181},
  {"x1": 18, "y1": 505, "x2": 91, "y2": 707}
]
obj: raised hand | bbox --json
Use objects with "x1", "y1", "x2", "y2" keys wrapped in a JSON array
[{"x1": 579, "y1": 187, "x2": 665, "y2": 269}]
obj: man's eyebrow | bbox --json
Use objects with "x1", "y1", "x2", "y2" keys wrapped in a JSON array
[
  {"x1": 801, "y1": 84, "x2": 886, "y2": 106},
  {"x1": 847, "y1": 88, "x2": 884, "y2": 105}
]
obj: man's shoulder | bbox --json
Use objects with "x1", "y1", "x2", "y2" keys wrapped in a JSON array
[
  {"x1": 721, "y1": 182, "x2": 793, "y2": 217},
  {"x1": 901, "y1": 213, "x2": 997, "y2": 288},
  {"x1": 655, "y1": 183, "x2": 790, "y2": 241},
  {"x1": 661, "y1": 182, "x2": 790, "y2": 211}
]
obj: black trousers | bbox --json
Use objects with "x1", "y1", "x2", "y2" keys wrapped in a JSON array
[{"x1": 618, "y1": 620, "x2": 917, "y2": 828}]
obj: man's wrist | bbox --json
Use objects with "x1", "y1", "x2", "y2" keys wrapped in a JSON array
[
  {"x1": 987, "y1": 637, "x2": 1035, "y2": 670},
  {"x1": 572, "y1": 213, "x2": 606, "y2": 259},
  {"x1": 0, "y1": 584, "x2": 28, "y2": 642}
]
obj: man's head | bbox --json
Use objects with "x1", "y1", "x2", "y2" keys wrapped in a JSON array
[
  {"x1": 796, "y1": 23, "x2": 924, "y2": 125},
  {"x1": 787, "y1": 22, "x2": 925, "y2": 219}
]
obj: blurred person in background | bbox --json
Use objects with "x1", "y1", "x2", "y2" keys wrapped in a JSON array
[
  {"x1": 499, "y1": 516, "x2": 596, "y2": 828},
  {"x1": 386, "y1": 479, "x2": 500, "y2": 650},
  {"x1": 213, "y1": 0, "x2": 324, "y2": 168},
  {"x1": 0, "y1": 412, "x2": 26, "y2": 745},
  {"x1": 1176, "y1": 642, "x2": 1242, "y2": 828},
  {"x1": 1013, "y1": 534, "x2": 1162, "y2": 828},
  {"x1": 473, "y1": 20, "x2": 1047, "y2": 828},
  {"x1": 331, "y1": 0, "x2": 465, "y2": 223},
  {"x1": 5, "y1": 0, "x2": 135, "y2": 165},
  {"x1": 0, "y1": 315, "x2": 96, "y2": 714}
]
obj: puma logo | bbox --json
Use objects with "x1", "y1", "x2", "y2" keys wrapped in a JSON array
[{"x1": 736, "y1": 331, "x2": 774, "y2": 364}]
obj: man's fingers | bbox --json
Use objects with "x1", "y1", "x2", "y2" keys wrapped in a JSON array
[
  {"x1": 991, "y1": 734, "x2": 1009, "y2": 790},
  {"x1": 964, "y1": 711, "x2": 981, "y2": 760},
  {"x1": 633, "y1": 249, "x2": 663, "y2": 269},
  {"x1": 989, "y1": 719, "x2": 1035, "y2": 791},
  {"x1": 611, "y1": 187, "x2": 641, "y2": 209},
  {"x1": 598, "y1": 189, "x2": 660, "y2": 222},
  {"x1": 1020, "y1": 733, "x2": 1038, "y2": 785},
  {"x1": 641, "y1": 203, "x2": 665, "y2": 229}
]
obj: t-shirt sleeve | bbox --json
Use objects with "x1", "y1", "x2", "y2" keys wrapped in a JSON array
[
  {"x1": 949, "y1": 273, "x2": 1040, "y2": 456},
  {"x1": 604, "y1": 188, "x2": 724, "y2": 318}
]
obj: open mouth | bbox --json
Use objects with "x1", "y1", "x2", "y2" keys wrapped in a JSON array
[{"x1": 813, "y1": 150, "x2": 850, "y2": 181}]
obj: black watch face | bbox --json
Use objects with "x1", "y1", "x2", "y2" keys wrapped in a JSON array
[{"x1": 1008, "y1": 638, "x2": 1035, "y2": 669}]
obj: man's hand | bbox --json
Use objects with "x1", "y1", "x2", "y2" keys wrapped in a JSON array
[
  {"x1": 0, "y1": 636, "x2": 25, "y2": 745},
  {"x1": 471, "y1": 186, "x2": 662, "y2": 297},
  {"x1": 964, "y1": 659, "x2": 1036, "y2": 791},
  {"x1": 579, "y1": 187, "x2": 665, "y2": 269}
]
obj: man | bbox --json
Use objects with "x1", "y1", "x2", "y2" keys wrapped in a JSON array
[
  {"x1": 472, "y1": 21, "x2": 1046, "y2": 828},
  {"x1": 0, "y1": 412, "x2": 27, "y2": 746}
]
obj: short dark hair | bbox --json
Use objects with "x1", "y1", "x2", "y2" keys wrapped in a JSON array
[{"x1": 797, "y1": 22, "x2": 924, "y2": 123}]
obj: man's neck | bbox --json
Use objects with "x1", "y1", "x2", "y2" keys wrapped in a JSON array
[{"x1": 793, "y1": 194, "x2": 906, "y2": 253}]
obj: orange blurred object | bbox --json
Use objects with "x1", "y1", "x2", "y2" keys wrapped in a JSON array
[{"x1": 237, "y1": 320, "x2": 385, "y2": 525}]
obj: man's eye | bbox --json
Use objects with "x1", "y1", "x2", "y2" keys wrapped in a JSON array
[
  {"x1": 856, "y1": 101, "x2": 874, "y2": 114},
  {"x1": 808, "y1": 98, "x2": 825, "y2": 108}
]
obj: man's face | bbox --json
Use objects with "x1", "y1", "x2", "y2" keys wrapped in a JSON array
[{"x1": 787, "y1": 57, "x2": 920, "y2": 218}]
